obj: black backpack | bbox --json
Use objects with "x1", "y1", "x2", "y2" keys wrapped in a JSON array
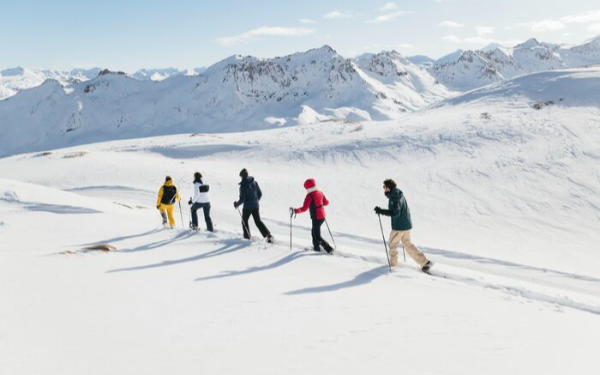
[
  {"x1": 161, "y1": 185, "x2": 177, "y2": 204},
  {"x1": 198, "y1": 179, "x2": 210, "y2": 193}
]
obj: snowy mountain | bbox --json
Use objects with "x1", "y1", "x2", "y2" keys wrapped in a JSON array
[
  {"x1": 429, "y1": 50, "x2": 504, "y2": 91},
  {"x1": 406, "y1": 55, "x2": 436, "y2": 68},
  {"x1": 131, "y1": 68, "x2": 198, "y2": 81},
  {"x1": 436, "y1": 49, "x2": 464, "y2": 65},
  {"x1": 1, "y1": 62, "x2": 599, "y2": 373},
  {"x1": 0, "y1": 46, "x2": 450, "y2": 157},
  {"x1": 559, "y1": 35, "x2": 600, "y2": 67},
  {"x1": 430, "y1": 36, "x2": 600, "y2": 91},
  {"x1": 0, "y1": 66, "x2": 201, "y2": 100},
  {"x1": 0, "y1": 67, "x2": 101, "y2": 100},
  {"x1": 440, "y1": 67, "x2": 600, "y2": 108}
]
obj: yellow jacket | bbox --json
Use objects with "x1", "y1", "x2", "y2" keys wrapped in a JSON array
[{"x1": 157, "y1": 180, "x2": 180, "y2": 206}]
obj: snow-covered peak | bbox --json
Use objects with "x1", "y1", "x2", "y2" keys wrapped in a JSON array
[
  {"x1": 354, "y1": 52, "x2": 374, "y2": 62},
  {"x1": 570, "y1": 35, "x2": 600, "y2": 54},
  {"x1": 437, "y1": 49, "x2": 464, "y2": 65},
  {"x1": 515, "y1": 38, "x2": 541, "y2": 49},
  {"x1": 0, "y1": 45, "x2": 454, "y2": 156},
  {"x1": 0, "y1": 67, "x2": 30, "y2": 77},
  {"x1": 407, "y1": 55, "x2": 436, "y2": 68},
  {"x1": 429, "y1": 50, "x2": 503, "y2": 91},
  {"x1": 480, "y1": 43, "x2": 505, "y2": 53},
  {"x1": 0, "y1": 66, "x2": 103, "y2": 100},
  {"x1": 132, "y1": 68, "x2": 186, "y2": 81}
]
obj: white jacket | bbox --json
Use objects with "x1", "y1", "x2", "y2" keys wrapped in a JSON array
[{"x1": 192, "y1": 179, "x2": 210, "y2": 204}]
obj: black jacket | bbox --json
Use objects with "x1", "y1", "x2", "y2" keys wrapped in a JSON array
[
  {"x1": 379, "y1": 188, "x2": 413, "y2": 231},
  {"x1": 235, "y1": 177, "x2": 262, "y2": 210}
]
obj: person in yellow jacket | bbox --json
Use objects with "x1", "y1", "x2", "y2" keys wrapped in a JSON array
[{"x1": 156, "y1": 176, "x2": 180, "y2": 228}]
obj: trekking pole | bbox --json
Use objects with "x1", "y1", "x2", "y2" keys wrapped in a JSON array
[
  {"x1": 236, "y1": 207, "x2": 251, "y2": 240},
  {"x1": 377, "y1": 213, "x2": 392, "y2": 271},
  {"x1": 178, "y1": 201, "x2": 184, "y2": 229},
  {"x1": 324, "y1": 218, "x2": 337, "y2": 250},
  {"x1": 289, "y1": 208, "x2": 293, "y2": 251}
]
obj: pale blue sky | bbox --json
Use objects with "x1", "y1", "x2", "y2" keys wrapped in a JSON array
[{"x1": 2, "y1": 0, "x2": 600, "y2": 72}]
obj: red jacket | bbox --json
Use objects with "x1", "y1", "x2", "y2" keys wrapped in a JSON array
[{"x1": 294, "y1": 179, "x2": 329, "y2": 220}]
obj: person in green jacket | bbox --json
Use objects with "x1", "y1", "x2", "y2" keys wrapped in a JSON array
[{"x1": 375, "y1": 179, "x2": 432, "y2": 272}]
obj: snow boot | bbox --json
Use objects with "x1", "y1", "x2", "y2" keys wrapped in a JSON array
[
  {"x1": 325, "y1": 247, "x2": 334, "y2": 255},
  {"x1": 266, "y1": 235, "x2": 274, "y2": 244},
  {"x1": 421, "y1": 261, "x2": 433, "y2": 273}
]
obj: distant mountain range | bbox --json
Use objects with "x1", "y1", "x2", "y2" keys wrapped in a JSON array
[
  {"x1": 0, "y1": 45, "x2": 451, "y2": 156},
  {"x1": 422, "y1": 36, "x2": 600, "y2": 91},
  {"x1": 0, "y1": 66, "x2": 207, "y2": 100},
  {"x1": 1, "y1": 35, "x2": 600, "y2": 157}
]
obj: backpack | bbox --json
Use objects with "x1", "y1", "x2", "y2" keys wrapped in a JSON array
[{"x1": 161, "y1": 185, "x2": 177, "y2": 204}]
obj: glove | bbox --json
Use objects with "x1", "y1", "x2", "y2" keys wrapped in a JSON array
[
  {"x1": 289, "y1": 207, "x2": 296, "y2": 218},
  {"x1": 233, "y1": 201, "x2": 239, "y2": 209},
  {"x1": 374, "y1": 206, "x2": 383, "y2": 215},
  {"x1": 156, "y1": 205, "x2": 161, "y2": 210},
  {"x1": 188, "y1": 198, "x2": 193, "y2": 205}
]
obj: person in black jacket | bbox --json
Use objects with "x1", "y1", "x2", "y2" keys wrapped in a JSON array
[
  {"x1": 233, "y1": 169, "x2": 273, "y2": 243},
  {"x1": 375, "y1": 179, "x2": 432, "y2": 272}
]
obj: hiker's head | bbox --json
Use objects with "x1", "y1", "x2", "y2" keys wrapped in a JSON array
[
  {"x1": 165, "y1": 176, "x2": 172, "y2": 182},
  {"x1": 239, "y1": 168, "x2": 248, "y2": 179},
  {"x1": 194, "y1": 172, "x2": 202, "y2": 181},
  {"x1": 383, "y1": 179, "x2": 396, "y2": 193}
]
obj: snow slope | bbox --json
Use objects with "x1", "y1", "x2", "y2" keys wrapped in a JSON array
[
  {"x1": 430, "y1": 36, "x2": 600, "y2": 91},
  {"x1": 1, "y1": 52, "x2": 599, "y2": 375},
  {"x1": 0, "y1": 67, "x2": 101, "y2": 100},
  {"x1": 1, "y1": 83, "x2": 599, "y2": 373},
  {"x1": 0, "y1": 46, "x2": 451, "y2": 157}
]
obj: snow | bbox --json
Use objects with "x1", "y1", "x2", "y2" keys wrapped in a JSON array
[
  {"x1": 132, "y1": 68, "x2": 189, "y2": 81},
  {"x1": 1, "y1": 39, "x2": 600, "y2": 374},
  {"x1": 429, "y1": 35, "x2": 600, "y2": 91},
  {"x1": 406, "y1": 54, "x2": 436, "y2": 68},
  {"x1": 1, "y1": 64, "x2": 600, "y2": 373},
  {"x1": 0, "y1": 46, "x2": 451, "y2": 157},
  {"x1": 0, "y1": 67, "x2": 101, "y2": 100},
  {"x1": 436, "y1": 49, "x2": 464, "y2": 64}
]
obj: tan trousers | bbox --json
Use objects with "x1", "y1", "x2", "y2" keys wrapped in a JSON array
[{"x1": 388, "y1": 230, "x2": 428, "y2": 267}]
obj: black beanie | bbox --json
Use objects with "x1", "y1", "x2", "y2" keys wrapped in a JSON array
[
  {"x1": 165, "y1": 176, "x2": 172, "y2": 182},
  {"x1": 239, "y1": 168, "x2": 248, "y2": 178},
  {"x1": 194, "y1": 172, "x2": 202, "y2": 182}
]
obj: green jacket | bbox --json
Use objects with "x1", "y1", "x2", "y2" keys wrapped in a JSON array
[{"x1": 381, "y1": 188, "x2": 413, "y2": 231}]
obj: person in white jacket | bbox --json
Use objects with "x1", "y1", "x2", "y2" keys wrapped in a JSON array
[{"x1": 188, "y1": 172, "x2": 214, "y2": 231}]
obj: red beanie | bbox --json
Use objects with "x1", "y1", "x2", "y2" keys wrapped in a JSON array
[{"x1": 303, "y1": 178, "x2": 316, "y2": 189}]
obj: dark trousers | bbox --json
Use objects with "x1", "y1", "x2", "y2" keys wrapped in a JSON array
[
  {"x1": 191, "y1": 202, "x2": 214, "y2": 232},
  {"x1": 312, "y1": 218, "x2": 332, "y2": 251},
  {"x1": 242, "y1": 209, "x2": 271, "y2": 239}
]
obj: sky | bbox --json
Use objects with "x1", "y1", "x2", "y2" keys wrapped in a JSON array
[{"x1": 2, "y1": 0, "x2": 600, "y2": 72}]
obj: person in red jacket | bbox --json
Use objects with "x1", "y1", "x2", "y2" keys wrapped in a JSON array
[{"x1": 292, "y1": 178, "x2": 334, "y2": 254}]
